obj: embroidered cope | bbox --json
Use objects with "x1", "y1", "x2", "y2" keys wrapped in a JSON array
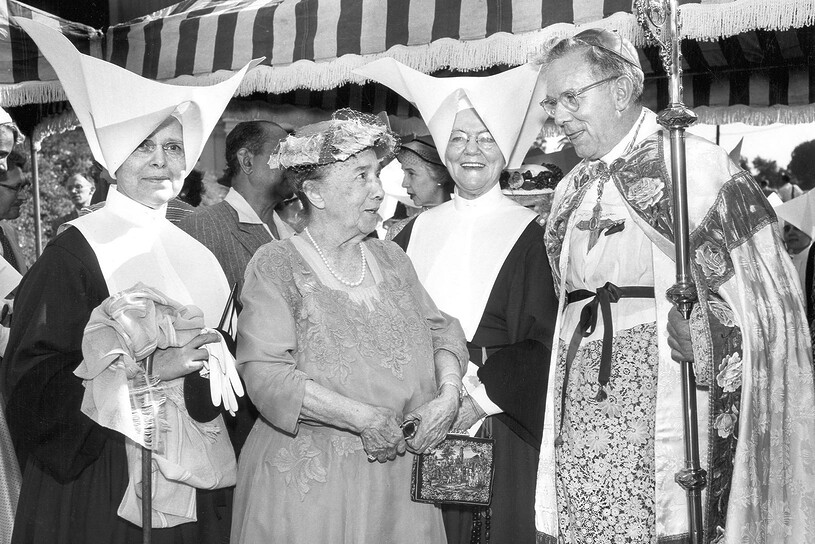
[{"x1": 536, "y1": 108, "x2": 815, "y2": 544}]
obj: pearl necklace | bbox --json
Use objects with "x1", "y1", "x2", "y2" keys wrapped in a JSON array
[{"x1": 304, "y1": 227, "x2": 367, "y2": 287}]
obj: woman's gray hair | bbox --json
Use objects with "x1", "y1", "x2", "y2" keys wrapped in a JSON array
[
  {"x1": 283, "y1": 163, "x2": 330, "y2": 216},
  {"x1": 536, "y1": 36, "x2": 645, "y2": 104}
]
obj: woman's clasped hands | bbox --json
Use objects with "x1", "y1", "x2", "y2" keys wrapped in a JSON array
[
  {"x1": 360, "y1": 385, "x2": 460, "y2": 463},
  {"x1": 403, "y1": 384, "x2": 460, "y2": 455},
  {"x1": 360, "y1": 405, "x2": 407, "y2": 463}
]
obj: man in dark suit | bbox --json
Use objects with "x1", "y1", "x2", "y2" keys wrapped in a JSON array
[
  {"x1": 0, "y1": 105, "x2": 23, "y2": 544},
  {"x1": 0, "y1": 152, "x2": 29, "y2": 385},
  {"x1": 178, "y1": 120, "x2": 293, "y2": 456},
  {"x1": 51, "y1": 173, "x2": 96, "y2": 234},
  {"x1": 179, "y1": 121, "x2": 294, "y2": 296},
  {"x1": 0, "y1": 111, "x2": 26, "y2": 277}
]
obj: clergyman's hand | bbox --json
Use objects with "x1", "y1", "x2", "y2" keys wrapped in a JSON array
[{"x1": 667, "y1": 307, "x2": 694, "y2": 363}]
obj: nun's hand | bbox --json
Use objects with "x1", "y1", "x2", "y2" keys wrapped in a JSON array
[
  {"x1": 667, "y1": 307, "x2": 694, "y2": 363},
  {"x1": 451, "y1": 394, "x2": 485, "y2": 433},
  {"x1": 152, "y1": 331, "x2": 221, "y2": 381}
]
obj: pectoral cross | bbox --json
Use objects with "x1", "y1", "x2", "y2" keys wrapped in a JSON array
[{"x1": 576, "y1": 201, "x2": 625, "y2": 253}]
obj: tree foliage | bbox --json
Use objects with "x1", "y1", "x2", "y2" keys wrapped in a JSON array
[
  {"x1": 737, "y1": 155, "x2": 789, "y2": 192},
  {"x1": 750, "y1": 157, "x2": 786, "y2": 189},
  {"x1": 788, "y1": 140, "x2": 815, "y2": 191},
  {"x1": 13, "y1": 128, "x2": 95, "y2": 267}
]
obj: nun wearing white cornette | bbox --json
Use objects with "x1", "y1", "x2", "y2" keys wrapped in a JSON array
[
  {"x1": 356, "y1": 59, "x2": 558, "y2": 544},
  {"x1": 0, "y1": 19, "x2": 254, "y2": 544}
]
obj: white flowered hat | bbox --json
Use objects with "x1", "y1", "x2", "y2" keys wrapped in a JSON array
[{"x1": 269, "y1": 109, "x2": 399, "y2": 174}]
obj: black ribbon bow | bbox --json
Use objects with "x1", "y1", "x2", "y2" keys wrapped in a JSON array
[{"x1": 555, "y1": 282, "x2": 655, "y2": 446}]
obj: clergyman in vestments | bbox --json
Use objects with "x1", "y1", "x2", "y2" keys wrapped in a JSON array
[{"x1": 534, "y1": 29, "x2": 815, "y2": 543}]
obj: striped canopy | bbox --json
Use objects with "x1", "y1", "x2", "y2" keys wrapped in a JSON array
[{"x1": 2, "y1": 0, "x2": 815, "y2": 127}]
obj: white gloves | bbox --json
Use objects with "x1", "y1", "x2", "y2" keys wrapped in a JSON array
[{"x1": 201, "y1": 328, "x2": 244, "y2": 416}]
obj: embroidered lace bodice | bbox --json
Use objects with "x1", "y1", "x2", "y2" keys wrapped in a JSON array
[{"x1": 248, "y1": 237, "x2": 467, "y2": 412}]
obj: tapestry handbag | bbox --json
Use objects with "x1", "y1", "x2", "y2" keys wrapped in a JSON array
[{"x1": 409, "y1": 432, "x2": 496, "y2": 506}]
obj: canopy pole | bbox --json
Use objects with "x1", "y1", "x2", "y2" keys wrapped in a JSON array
[
  {"x1": 29, "y1": 138, "x2": 42, "y2": 258},
  {"x1": 636, "y1": 2, "x2": 706, "y2": 543}
]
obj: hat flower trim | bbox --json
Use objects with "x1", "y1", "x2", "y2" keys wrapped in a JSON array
[{"x1": 269, "y1": 109, "x2": 399, "y2": 170}]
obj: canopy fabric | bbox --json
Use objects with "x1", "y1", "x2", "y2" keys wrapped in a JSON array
[
  {"x1": 0, "y1": 0, "x2": 102, "y2": 105},
  {"x1": 104, "y1": 0, "x2": 813, "y2": 89},
  {"x1": 246, "y1": 22, "x2": 815, "y2": 128},
  {"x1": 645, "y1": 26, "x2": 815, "y2": 125},
  {"x1": 2, "y1": 0, "x2": 815, "y2": 126}
]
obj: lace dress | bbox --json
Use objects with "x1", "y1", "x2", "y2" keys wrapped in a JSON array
[
  {"x1": 554, "y1": 180, "x2": 659, "y2": 543},
  {"x1": 231, "y1": 236, "x2": 467, "y2": 544}
]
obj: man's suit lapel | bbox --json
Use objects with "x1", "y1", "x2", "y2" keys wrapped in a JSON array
[{"x1": 233, "y1": 219, "x2": 273, "y2": 255}]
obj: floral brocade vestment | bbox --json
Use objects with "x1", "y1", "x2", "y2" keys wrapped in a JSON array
[{"x1": 535, "y1": 108, "x2": 815, "y2": 544}]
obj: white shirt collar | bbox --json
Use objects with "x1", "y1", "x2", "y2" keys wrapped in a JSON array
[
  {"x1": 223, "y1": 187, "x2": 295, "y2": 240},
  {"x1": 600, "y1": 107, "x2": 659, "y2": 165},
  {"x1": 452, "y1": 182, "x2": 505, "y2": 212},
  {"x1": 224, "y1": 188, "x2": 263, "y2": 225}
]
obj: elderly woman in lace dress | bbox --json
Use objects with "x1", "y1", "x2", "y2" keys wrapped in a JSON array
[{"x1": 231, "y1": 110, "x2": 468, "y2": 544}]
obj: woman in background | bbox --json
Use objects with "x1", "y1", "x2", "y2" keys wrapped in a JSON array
[{"x1": 385, "y1": 136, "x2": 454, "y2": 241}]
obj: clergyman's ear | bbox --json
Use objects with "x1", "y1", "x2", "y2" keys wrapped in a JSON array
[{"x1": 614, "y1": 76, "x2": 635, "y2": 111}]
